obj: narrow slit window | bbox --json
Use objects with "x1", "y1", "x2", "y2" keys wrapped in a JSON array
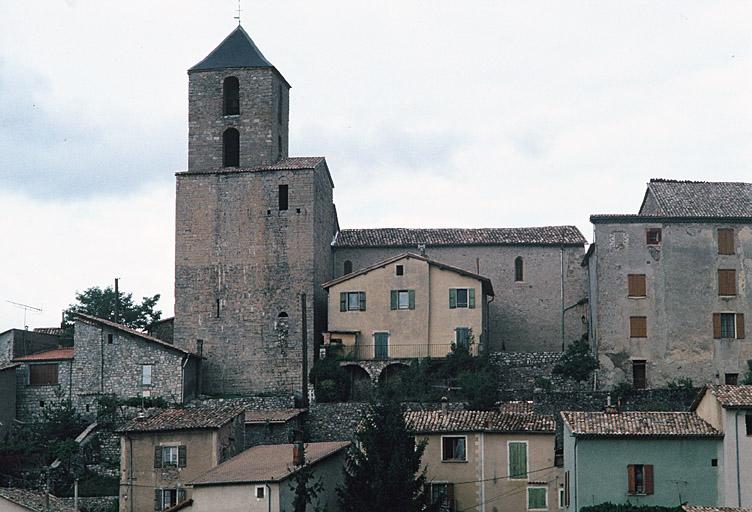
[
  {"x1": 223, "y1": 76, "x2": 240, "y2": 115},
  {"x1": 343, "y1": 260, "x2": 353, "y2": 275},
  {"x1": 216, "y1": 299, "x2": 221, "y2": 318},
  {"x1": 279, "y1": 184, "x2": 288, "y2": 210},
  {"x1": 514, "y1": 257, "x2": 524, "y2": 282},
  {"x1": 223, "y1": 128, "x2": 240, "y2": 167}
]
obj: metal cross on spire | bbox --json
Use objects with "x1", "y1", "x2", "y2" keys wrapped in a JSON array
[{"x1": 234, "y1": 0, "x2": 242, "y2": 25}]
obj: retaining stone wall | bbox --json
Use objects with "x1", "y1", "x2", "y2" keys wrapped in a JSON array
[{"x1": 61, "y1": 496, "x2": 117, "y2": 512}]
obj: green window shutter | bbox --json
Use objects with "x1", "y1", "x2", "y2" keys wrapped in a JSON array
[
  {"x1": 178, "y1": 489, "x2": 187, "y2": 503},
  {"x1": 340, "y1": 292, "x2": 346, "y2": 312},
  {"x1": 469, "y1": 288, "x2": 476, "y2": 309},
  {"x1": 154, "y1": 489, "x2": 162, "y2": 511},
  {"x1": 390, "y1": 290, "x2": 398, "y2": 310},
  {"x1": 154, "y1": 446, "x2": 163, "y2": 469},
  {"x1": 408, "y1": 290, "x2": 415, "y2": 310},
  {"x1": 528, "y1": 488, "x2": 546, "y2": 509},
  {"x1": 178, "y1": 445, "x2": 187, "y2": 468},
  {"x1": 509, "y1": 442, "x2": 527, "y2": 478},
  {"x1": 359, "y1": 291, "x2": 366, "y2": 311},
  {"x1": 449, "y1": 289, "x2": 457, "y2": 309}
]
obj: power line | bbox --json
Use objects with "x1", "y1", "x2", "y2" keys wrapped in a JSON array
[
  {"x1": 447, "y1": 464, "x2": 557, "y2": 486},
  {"x1": 457, "y1": 476, "x2": 558, "y2": 512}
]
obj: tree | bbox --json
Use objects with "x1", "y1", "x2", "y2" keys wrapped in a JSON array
[
  {"x1": 552, "y1": 335, "x2": 598, "y2": 382},
  {"x1": 64, "y1": 285, "x2": 161, "y2": 329},
  {"x1": 337, "y1": 395, "x2": 433, "y2": 512},
  {"x1": 288, "y1": 443, "x2": 325, "y2": 512},
  {"x1": 743, "y1": 360, "x2": 752, "y2": 385}
]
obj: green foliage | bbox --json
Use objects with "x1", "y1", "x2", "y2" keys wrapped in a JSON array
[
  {"x1": 337, "y1": 396, "x2": 434, "y2": 512},
  {"x1": 459, "y1": 369, "x2": 498, "y2": 410},
  {"x1": 553, "y1": 336, "x2": 598, "y2": 382},
  {"x1": 580, "y1": 503, "x2": 681, "y2": 512},
  {"x1": 665, "y1": 377, "x2": 694, "y2": 391},
  {"x1": 64, "y1": 285, "x2": 161, "y2": 329},
  {"x1": 612, "y1": 382, "x2": 634, "y2": 399},
  {"x1": 309, "y1": 357, "x2": 349, "y2": 402},
  {"x1": 75, "y1": 474, "x2": 120, "y2": 497},
  {"x1": 96, "y1": 394, "x2": 169, "y2": 427},
  {"x1": 743, "y1": 360, "x2": 752, "y2": 385},
  {"x1": 534, "y1": 376, "x2": 553, "y2": 391},
  {"x1": 288, "y1": 446, "x2": 325, "y2": 512}
]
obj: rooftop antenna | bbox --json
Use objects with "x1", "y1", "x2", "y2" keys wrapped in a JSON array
[
  {"x1": 234, "y1": 0, "x2": 242, "y2": 25},
  {"x1": 6, "y1": 300, "x2": 42, "y2": 331}
]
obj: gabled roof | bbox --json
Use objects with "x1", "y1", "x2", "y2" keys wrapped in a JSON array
[
  {"x1": 74, "y1": 313, "x2": 197, "y2": 357},
  {"x1": 118, "y1": 404, "x2": 246, "y2": 433},
  {"x1": 190, "y1": 441, "x2": 350, "y2": 486},
  {"x1": 13, "y1": 347, "x2": 74, "y2": 362},
  {"x1": 322, "y1": 253, "x2": 494, "y2": 296},
  {"x1": 561, "y1": 411, "x2": 722, "y2": 438},
  {"x1": 405, "y1": 410, "x2": 555, "y2": 434},
  {"x1": 332, "y1": 226, "x2": 586, "y2": 248},
  {"x1": 245, "y1": 408, "x2": 305, "y2": 425},
  {"x1": 0, "y1": 488, "x2": 76, "y2": 512},
  {"x1": 691, "y1": 385, "x2": 752, "y2": 410},
  {"x1": 190, "y1": 25, "x2": 274, "y2": 72},
  {"x1": 640, "y1": 179, "x2": 752, "y2": 218}
]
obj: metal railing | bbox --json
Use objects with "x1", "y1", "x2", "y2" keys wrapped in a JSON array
[{"x1": 328, "y1": 343, "x2": 462, "y2": 361}]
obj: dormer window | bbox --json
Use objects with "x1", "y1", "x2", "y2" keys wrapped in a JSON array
[{"x1": 223, "y1": 77, "x2": 240, "y2": 115}]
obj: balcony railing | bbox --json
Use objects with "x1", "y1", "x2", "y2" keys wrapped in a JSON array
[{"x1": 328, "y1": 343, "x2": 462, "y2": 361}]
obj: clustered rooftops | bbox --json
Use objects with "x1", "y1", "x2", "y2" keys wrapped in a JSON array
[
  {"x1": 332, "y1": 226, "x2": 586, "y2": 248},
  {"x1": 189, "y1": 441, "x2": 350, "y2": 486},
  {"x1": 405, "y1": 409, "x2": 556, "y2": 434},
  {"x1": 561, "y1": 411, "x2": 722, "y2": 438},
  {"x1": 13, "y1": 347, "x2": 74, "y2": 362},
  {"x1": 0, "y1": 487, "x2": 75, "y2": 512},
  {"x1": 692, "y1": 385, "x2": 752, "y2": 410},
  {"x1": 118, "y1": 404, "x2": 247, "y2": 433}
]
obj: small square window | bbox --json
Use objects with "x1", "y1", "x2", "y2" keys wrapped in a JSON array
[
  {"x1": 39, "y1": 400, "x2": 45, "y2": 408},
  {"x1": 255, "y1": 486, "x2": 265, "y2": 499},
  {"x1": 646, "y1": 228, "x2": 662, "y2": 245},
  {"x1": 441, "y1": 436, "x2": 466, "y2": 462},
  {"x1": 396, "y1": 265, "x2": 404, "y2": 276},
  {"x1": 107, "y1": 333, "x2": 113, "y2": 344},
  {"x1": 711, "y1": 458, "x2": 718, "y2": 467},
  {"x1": 725, "y1": 373, "x2": 739, "y2": 385},
  {"x1": 527, "y1": 487, "x2": 547, "y2": 511}
]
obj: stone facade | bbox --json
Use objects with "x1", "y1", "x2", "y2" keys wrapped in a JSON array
[
  {"x1": 146, "y1": 317, "x2": 174, "y2": 343},
  {"x1": 0, "y1": 364, "x2": 18, "y2": 437},
  {"x1": 72, "y1": 316, "x2": 198, "y2": 417},
  {"x1": 587, "y1": 218, "x2": 752, "y2": 389},
  {"x1": 332, "y1": 244, "x2": 588, "y2": 353},
  {"x1": 15, "y1": 359, "x2": 73, "y2": 420},
  {"x1": 0, "y1": 329, "x2": 61, "y2": 363}
]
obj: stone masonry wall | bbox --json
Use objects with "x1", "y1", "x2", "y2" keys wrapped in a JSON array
[
  {"x1": 72, "y1": 320, "x2": 188, "y2": 418},
  {"x1": 332, "y1": 244, "x2": 588, "y2": 353},
  {"x1": 16, "y1": 360, "x2": 73, "y2": 421},
  {"x1": 188, "y1": 68, "x2": 288, "y2": 172},
  {"x1": 61, "y1": 496, "x2": 118, "y2": 512}
]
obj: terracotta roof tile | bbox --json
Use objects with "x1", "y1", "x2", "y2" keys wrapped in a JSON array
[
  {"x1": 332, "y1": 226, "x2": 586, "y2": 248},
  {"x1": 683, "y1": 506, "x2": 752, "y2": 512},
  {"x1": 118, "y1": 405, "x2": 246, "y2": 433},
  {"x1": 405, "y1": 410, "x2": 555, "y2": 434},
  {"x1": 0, "y1": 487, "x2": 76, "y2": 512},
  {"x1": 245, "y1": 408, "x2": 305, "y2": 424},
  {"x1": 13, "y1": 347, "x2": 74, "y2": 362},
  {"x1": 561, "y1": 411, "x2": 721, "y2": 438},
  {"x1": 643, "y1": 179, "x2": 752, "y2": 217},
  {"x1": 32, "y1": 327, "x2": 65, "y2": 336},
  {"x1": 706, "y1": 385, "x2": 752, "y2": 409},
  {"x1": 190, "y1": 441, "x2": 350, "y2": 485}
]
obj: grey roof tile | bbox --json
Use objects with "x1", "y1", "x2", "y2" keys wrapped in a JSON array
[
  {"x1": 190, "y1": 25, "x2": 274, "y2": 72},
  {"x1": 118, "y1": 405, "x2": 246, "y2": 433},
  {"x1": 405, "y1": 410, "x2": 555, "y2": 434},
  {"x1": 641, "y1": 179, "x2": 752, "y2": 217},
  {"x1": 561, "y1": 411, "x2": 721, "y2": 438}
]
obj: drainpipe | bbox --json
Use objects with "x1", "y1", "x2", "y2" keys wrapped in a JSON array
[
  {"x1": 735, "y1": 411, "x2": 742, "y2": 507},
  {"x1": 128, "y1": 435, "x2": 134, "y2": 512},
  {"x1": 573, "y1": 436, "x2": 578, "y2": 512},
  {"x1": 181, "y1": 356, "x2": 190, "y2": 403},
  {"x1": 100, "y1": 328, "x2": 105, "y2": 393},
  {"x1": 480, "y1": 432, "x2": 486, "y2": 512},
  {"x1": 265, "y1": 483, "x2": 272, "y2": 512},
  {"x1": 560, "y1": 246, "x2": 565, "y2": 352}
]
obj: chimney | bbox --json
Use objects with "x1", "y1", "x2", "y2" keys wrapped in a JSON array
[
  {"x1": 604, "y1": 394, "x2": 619, "y2": 414},
  {"x1": 441, "y1": 396, "x2": 448, "y2": 414},
  {"x1": 293, "y1": 441, "x2": 305, "y2": 467}
]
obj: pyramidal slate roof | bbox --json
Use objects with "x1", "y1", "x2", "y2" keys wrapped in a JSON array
[
  {"x1": 332, "y1": 226, "x2": 586, "y2": 248},
  {"x1": 190, "y1": 25, "x2": 274, "y2": 72},
  {"x1": 640, "y1": 179, "x2": 752, "y2": 218}
]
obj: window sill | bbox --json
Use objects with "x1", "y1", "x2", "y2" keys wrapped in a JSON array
[
  {"x1": 223, "y1": 114, "x2": 240, "y2": 118},
  {"x1": 441, "y1": 459, "x2": 468, "y2": 463},
  {"x1": 627, "y1": 296, "x2": 647, "y2": 299}
]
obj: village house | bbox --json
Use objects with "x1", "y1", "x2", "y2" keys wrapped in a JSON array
[
  {"x1": 585, "y1": 179, "x2": 752, "y2": 389},
  {"x1": 692, "y1": 385, "x2": 752, "y2": 508},
  {"x1": 185, "y1": 441, "x2": 350, "y2": 512},
  {"x1": 406, "y1": 407, "x2": 560, "y2": 512},
  {"x1": 0, "y1": 487, "x2": 76, "y2": 512},
  {"x1": 323, "y1": 253, "x2": 494, "y2": 365},
  {"x1": 12, "y1": 347, "x2": 74, "y2": 420},
  {"x1": 684, "y1": 506, "x2": 752, "y2": 512},
  {"x1": 244, "y1": 408, "x2": 304, "y2": 448},
  {"x1": 0, "y1": 328, "x2": 62, "y2": 364},
  {"x1": 117, "y1": 405, "x2": 246, "y2": 512},
  {"x1": 561, "y1": 410, "x2": 722, "y2": 511}
]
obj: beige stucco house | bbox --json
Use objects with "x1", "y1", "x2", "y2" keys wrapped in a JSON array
[
  {"x1": 117, "y1": 405, "x2": 246, "y2": 512},
  {"x1": 406, "y1": 407, "x2": 560, "y2": 512},
  {"x1": 323, "y1": 253, "x2": 494, "y2": 360},
  {"x1": 185, "y1": 441, "x2": 350, "y2": 512},
  {"x1": 692, "y1": 385, "x2": 752, "y2": 508}
]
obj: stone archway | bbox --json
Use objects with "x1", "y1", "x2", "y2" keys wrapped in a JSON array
[
  {"x1": 344, "y1": 364, "x2": 372, "y2": 401},
  {"x1": 378, "y1": 362, "x2": 410, "y2": 387}
]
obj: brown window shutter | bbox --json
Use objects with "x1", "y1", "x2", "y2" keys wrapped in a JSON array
[
  {"x1": 628, "y1": 274, "x2": 646, "y2": 297},
  {"x1": 630, "y1": 317, "x2": 647, "y2": 338},
  {"x1": 154, "y1": 446, "x2": 163, "y2": 469},
  {"x1": 178, "y1": 445, "x2": 187, "y2": 468},
  {"x1": 644, "y1": 465, "x2": 654, "y2": 495},
  {"x1": 713, "y1": 313, "x2": 722, "y2": 339},
  {"x1": 627, "y1": 465, "x2": 636, "y2": 494},
  {"x1": 718, "y1": 228, "x2": 734, "y2": 255},
  {"x1": 737, "y1": 313, "x2": 745, "y2": 339},
  {"x1": 719, "y1": 269, "x2": 736, "y2": 296}
]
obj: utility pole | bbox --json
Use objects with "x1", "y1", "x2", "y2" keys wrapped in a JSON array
[
  {"x1": 301, "y1": 293, "x2": 309, "y2": 408},
  {"x1": 114, "y1": 278, "x2": 120, "y2": 324}
]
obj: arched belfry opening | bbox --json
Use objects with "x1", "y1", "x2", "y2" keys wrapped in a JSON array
[
  {"x1": 223, "y1": 128, "x2": 240, "y2": 167},
  {"x1": 223, "y1": 76, "x2": 240, "y2": 115}
]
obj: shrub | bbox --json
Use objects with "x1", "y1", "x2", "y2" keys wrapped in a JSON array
[
  {"x1": 611, "y1": 382, "x2": 633, "y2": 399},
  {"x1": 459, "y1": 370, "x2": 498, "y2": 410},
  {"x1": 309, "y1": 357, "x2": 349, "y2": 402},
  {"x1": 553, "y1": 336, "x2": 598, "y2": 382},
  {"x1": 665, "y1": 377, "x2": 694, "y2": 390},
  {"x1": 743, "y1": 360, "x2": 752, "y2": 385},
  {"x1": 534, "y1": 376, "x2": 553, "y2": 391}
]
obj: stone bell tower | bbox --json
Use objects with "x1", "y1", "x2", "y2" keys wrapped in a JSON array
[{"x1": 173, "y1": 25, "x2": 338, "y2": 397}]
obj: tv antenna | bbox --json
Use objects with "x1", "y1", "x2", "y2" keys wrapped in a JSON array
[{"x1": 6, "y1": 300, "x2": 42, "y2": 331}]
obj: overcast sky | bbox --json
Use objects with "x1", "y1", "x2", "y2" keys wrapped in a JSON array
[{"x1": 1, "y1": 1, "x2": 751, "y2": 329}]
